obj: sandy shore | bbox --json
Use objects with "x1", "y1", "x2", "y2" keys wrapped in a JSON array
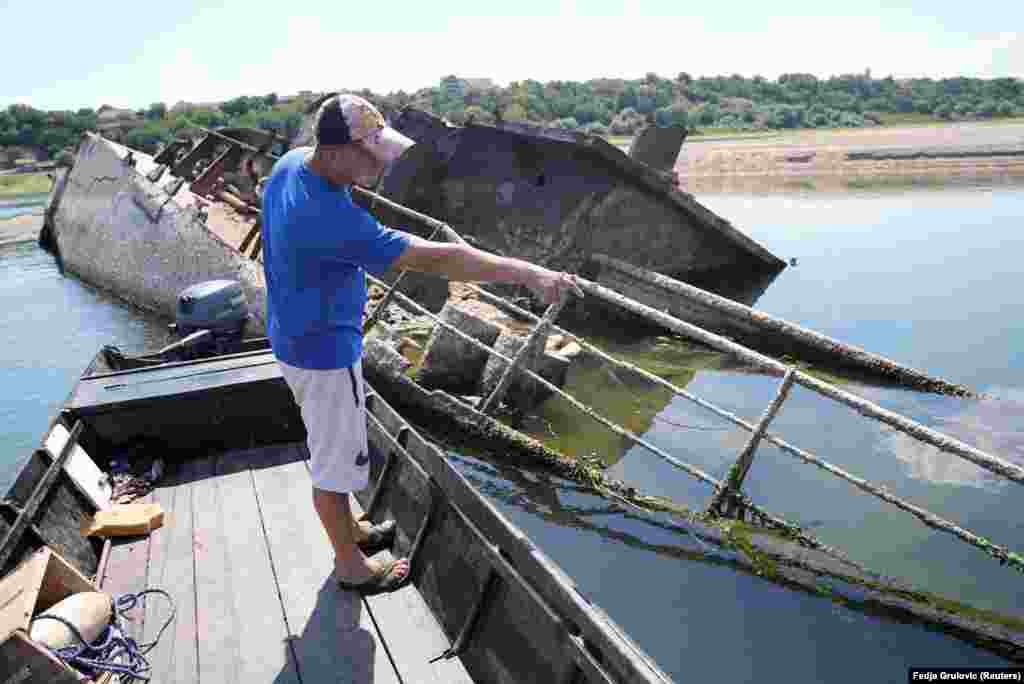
[
  {"x1": 0, "y1": 213, "x2": 42, "y2": 246},
  {"x1": 676, "y1": 120, "x2": 1024, "y2": 192}
]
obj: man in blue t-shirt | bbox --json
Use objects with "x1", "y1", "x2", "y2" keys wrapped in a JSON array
[{"x1": 261, "y1": 93, "x2": 581, "y2": 595}]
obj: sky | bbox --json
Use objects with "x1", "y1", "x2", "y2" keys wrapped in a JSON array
[{"x1": 1, "y1": 0, "x2": 1020, "y2": 111}]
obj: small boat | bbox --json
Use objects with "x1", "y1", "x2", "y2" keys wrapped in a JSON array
[{"x1": 0, "y1": 343, "x2": 675, "y2": 683}]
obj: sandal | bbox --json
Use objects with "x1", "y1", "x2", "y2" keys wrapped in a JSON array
[
  {"x1": 337, "y1": 557, "x2": 410, "y2": 596},
  {"x1": 357, "y1": 518, "x2": 396, "y2": 555}
]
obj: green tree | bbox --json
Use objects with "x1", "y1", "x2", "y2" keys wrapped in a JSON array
[
  {"x1": 124, "y1": 122, "x2": 172, "y2": 154},
  {"x1": 146, "y1": 102, "x2": 167, "y2": 120},
  {"x1": 697, "y1": 103, "x2": 720, "y2": 125},
  {"x1": 933, "y1": 102, "x2": 953, "y2": 119},
  {"x1": 617, "y1": 86, "x2": 638, "y2": 111},
  {"x1": 221, "y1": 96, "x2": 260, "y2": 118},
  {"x1": 634, "y1": 86, "x2": 656, "y2": 114},
  {"x1": 654, "y1": 103, "x2": 689, "y2": 127},
  {"x1": 186, "y1": 108, "x2": 229, "y2": 128},
  {"x1": 976, "y1": 99, "x2": 999, "y2": 118},
  {"x1": 75, "y1": 108, "x2": 97, "y2": 131},
  {"x1": 572, "y1": 101, "x2": 602, "y2": 124}
]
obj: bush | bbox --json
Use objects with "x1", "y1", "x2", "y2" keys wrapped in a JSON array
[
  {"x1": 933, "y1": 102, "x2": 953, "y2": 119},
  {"x1": 124, "y1": 122, "x2": 172, "y2": 154},
  {"x1": 695, "y1": 103, "x2": 720, "y2": 125},
  {"x1": 654, "y1": 103, "x2": 689, "y2": 128}
]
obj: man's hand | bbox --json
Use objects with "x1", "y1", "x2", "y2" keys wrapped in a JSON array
[
  {"x1": 391, "y1": 237, "x2": 584, "y2": 305},
  {"x1": 524, "y1": 268, "x2": 585, "y2": 306}
]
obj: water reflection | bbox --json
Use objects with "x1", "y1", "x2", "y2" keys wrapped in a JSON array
[
  {"x1": 886, "y1": 389, "x2": 1024, "y2": 489},
  {"x1": 432, "y1": 439, "x2": 1019, "y2": 667}
]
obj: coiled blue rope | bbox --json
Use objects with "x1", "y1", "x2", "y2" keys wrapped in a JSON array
[{"x1": 29, "y1": 589, "x2": 176, "y2": 683}]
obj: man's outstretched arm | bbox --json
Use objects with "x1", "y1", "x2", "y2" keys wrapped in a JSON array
[{"x1": 390, "y1": 234, "x2": 582, "y2": 305}]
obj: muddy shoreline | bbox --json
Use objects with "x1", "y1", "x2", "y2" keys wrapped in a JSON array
[{"x1": 675, "y1": 120, "x2": 1024, "y2": 192}]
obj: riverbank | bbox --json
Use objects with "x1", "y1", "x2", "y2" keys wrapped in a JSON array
[
  {"x1": 675, "y1": 120, "x2": 1024, "y2": 192},
  {"x1": 0, "y1": 214, "x2": 42, "y2": 246},
  {"x1": 0, "y1": 172, "x2": 53, "y2": 196}
]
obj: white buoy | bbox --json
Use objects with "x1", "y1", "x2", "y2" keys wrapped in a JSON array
[{"x1": 30, "y1": 592, "x2": 113, "y2": 650}]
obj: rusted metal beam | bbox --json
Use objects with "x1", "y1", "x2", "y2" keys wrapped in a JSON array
[
  {"x1": 171, "y1": 134, "x2": 218, "y2": 179},
  {"x1": 577, "y1": 277, "x2": 1024, "y2": 486},
  {"x1": 216, "y1": 189, "x2": 259, "y2": 215},
  {"x1": 708, "y1": 368, "x2": 796, "y2": 519},
  {"x1": 478, "y1": 296, "x2": 568, "y2": 415},
  {"x1": 238, "y1": 221, "x2": 261, "y2": 256},
  {"x1": 190, "y1": 145, "x2": 243, "y2": 197},
  {"x1": 153, "y1": 138, "x2": 191, "y2": 166}
]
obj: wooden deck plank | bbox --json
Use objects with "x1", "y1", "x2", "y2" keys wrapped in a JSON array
[
  {"x1": 192, "y1": 449, "x2": 300, "y2": 684},
  {"x1": 144, "y1": 458, "x2": 205, "y2": 684},
  {"x1": 364, "y1": 584, "x2": 475, "y2": 684},
  {"x1": 99, "y1": 492, "x2": 153, "y2": 642},
  {"x1": 249, "y1": 444, "x2": 399, "y2": 684}
]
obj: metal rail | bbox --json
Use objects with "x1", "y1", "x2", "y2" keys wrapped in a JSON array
[
  {"x1": 354, "y1": 185, "x2": 1024, "y2": 574},
  {"x1": 205, "y1": 129, "x2": 1024, "y2": 574}
]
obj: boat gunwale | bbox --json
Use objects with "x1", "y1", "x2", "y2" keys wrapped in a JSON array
[{"x1": 2, "y1": 346, "x2": 677, "y2": 684}]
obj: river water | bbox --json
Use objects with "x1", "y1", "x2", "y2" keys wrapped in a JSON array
[{"x1": 2, "y1": 178, "x2": 1022, "y2": 680}]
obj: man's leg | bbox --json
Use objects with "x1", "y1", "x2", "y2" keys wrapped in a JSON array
[{"x1": 312, "y1": 487, "x2": 410, "y2": 583}]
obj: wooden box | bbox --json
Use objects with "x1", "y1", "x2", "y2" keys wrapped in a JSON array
[{"x1": 0, "y1": 547, "x2": 110, "y2": 684}]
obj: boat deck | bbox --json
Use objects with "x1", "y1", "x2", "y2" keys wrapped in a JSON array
[{"x1": 100, "y1": 442, "x2": 473, "y2": 684}]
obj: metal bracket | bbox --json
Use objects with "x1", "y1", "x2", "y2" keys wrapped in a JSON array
[{"x1": 428, "y1": 567, "x2": 500, "y2": 663}]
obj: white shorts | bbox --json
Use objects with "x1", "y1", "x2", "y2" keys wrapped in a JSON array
[{"x1": 277, "y1": 358, "x2": 369, "y2": 494}]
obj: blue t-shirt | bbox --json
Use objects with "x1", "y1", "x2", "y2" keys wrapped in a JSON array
[{"x1": 260, "y1": 149, "x2": 410, "y2": 369}]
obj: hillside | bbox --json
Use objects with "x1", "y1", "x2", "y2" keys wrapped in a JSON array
[{"x1": 3, "y1": 73, "x2": 1022, "y2": 159}]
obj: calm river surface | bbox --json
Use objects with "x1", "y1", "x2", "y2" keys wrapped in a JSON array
[{"x1": 2, "y1": 178, "x2": 1022, "y2": 680}]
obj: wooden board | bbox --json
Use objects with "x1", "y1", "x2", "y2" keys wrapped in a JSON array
[
  {"x1": 364, "y1": 584, "x2": 474, "y2": 684},
  {"x1": 248, "y1": 444, "x2": 399, "y2": 684},
  {"x1": 44, "y1": 422, "x2": 112, "y2": 510},
  {"x1": 99, "y1": 493, "x2": 153, "y2": 642},
  {"x1": 82, "y1": 503, "x2": 164, "y2": 537},
  {"x1": 192, "y1": 448, "x2": 299, "y2": 684},
  {"x1": 144, "y1": 458, "x2": 204, "y2": 684}
]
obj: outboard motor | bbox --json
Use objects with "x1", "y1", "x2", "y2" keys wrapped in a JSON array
[{"x1": 161, "y1": 280, "x2": 250, "y2": 360}]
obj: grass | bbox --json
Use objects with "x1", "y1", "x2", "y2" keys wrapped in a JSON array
[{"x1": 0, "y1": 172, "x2": 53, "y2": 196}]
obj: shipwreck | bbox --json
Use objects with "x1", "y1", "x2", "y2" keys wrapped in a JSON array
[{"x1": 25, "y1": 115, "x2": 1024, "y2": 664}]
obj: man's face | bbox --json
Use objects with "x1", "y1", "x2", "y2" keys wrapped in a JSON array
[
  {"x1": 350, "y1": 138, "x2": 387, "y2": 185},
  {"x1": 320, "y1": 138, "x2": 386, "y2": 186}
]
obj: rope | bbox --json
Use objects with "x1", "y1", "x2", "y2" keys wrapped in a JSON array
[{"x1": 29, "y1": 589, "x2": 176, "y2": 683}]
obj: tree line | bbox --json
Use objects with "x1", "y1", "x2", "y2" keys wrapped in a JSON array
[
  {"x1": 3, "y1": 72, "x2": 1022, "y2": 159},
  {"x1": 0, "y1": 94, "x2": 304, "y2": 159},
  {"x1": 404, "y1": 73, "x2": 1024, "y2": 135}
]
